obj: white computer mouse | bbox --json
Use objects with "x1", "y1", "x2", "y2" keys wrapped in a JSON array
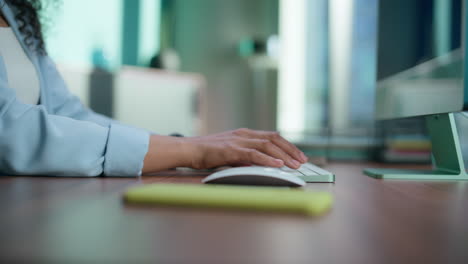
[{"x1": 202, "y1": 166, "x2": 306, "y2": 187}]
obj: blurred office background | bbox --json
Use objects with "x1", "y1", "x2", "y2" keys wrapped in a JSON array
[{"x1": 41, "y1": 0, "x2": 462, "y2": 163}]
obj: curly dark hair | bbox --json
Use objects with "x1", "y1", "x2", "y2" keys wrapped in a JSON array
[{"x1": 3, "y1": 0, "x2": 46, "y2": 55}]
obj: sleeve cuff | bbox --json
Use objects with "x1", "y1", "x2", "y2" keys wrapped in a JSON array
[{"x1": 103, "y1": 123, "x2": 150, "y2": 176}]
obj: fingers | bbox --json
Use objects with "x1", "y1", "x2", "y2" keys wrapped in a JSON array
[
  {"x1": 268, "y1": 132, "x2": 308, "y2": 163},
  {"x1": 185, "y1": 129, "x2": 306, "y2": 170},
  {"x1": 237, "y1": 148, "x2": 284, "y2": 168},
  {"x1": 234, "y1": 128, "x2": 307, "y2": 164},
  {"x1": 243, "y1": 139, "x2": 302, "y2": 169}
]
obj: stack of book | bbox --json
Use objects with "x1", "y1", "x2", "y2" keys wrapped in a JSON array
[{"x1": 382, "y1": 135, "x2": 431, "y2": 163}]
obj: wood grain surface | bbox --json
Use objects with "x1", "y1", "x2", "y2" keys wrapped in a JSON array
[{"x1": 0, "y1": 162, "x2": 467, "y2": 264}]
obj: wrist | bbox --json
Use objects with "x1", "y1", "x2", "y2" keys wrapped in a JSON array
[
  {"x1": 177, "y1": 137, "x2": 195, "y2": 168},
  {"x1": 142, "y1": 135, "x2": 194, "y2": 174}
]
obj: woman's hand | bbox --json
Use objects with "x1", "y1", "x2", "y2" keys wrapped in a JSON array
[{"x1": 142, "y1": 128, "x2": 308, "y2": 174}]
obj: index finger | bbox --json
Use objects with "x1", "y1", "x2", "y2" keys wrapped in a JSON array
[{"x1": 248, "y1": 130, "x2": 307, "y2": 163}]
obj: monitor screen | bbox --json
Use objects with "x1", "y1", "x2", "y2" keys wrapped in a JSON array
[{"x1": 375, "y1": 0, "x2": 465, "y2": 119}]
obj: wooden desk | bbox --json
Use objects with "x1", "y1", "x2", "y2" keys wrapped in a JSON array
[{"x1": 0, "y1": 163, "x2": 467, "y2": 264}]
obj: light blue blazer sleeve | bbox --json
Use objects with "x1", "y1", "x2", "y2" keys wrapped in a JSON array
[
  {"x1": 0, "y1": 1, "x2": 150, "y2": 176},
  {"x1": 40, "y1": 56, "x2": 116, "y2": 127}
]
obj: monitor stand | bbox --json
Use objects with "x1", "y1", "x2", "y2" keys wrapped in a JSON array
[{"x1": 364, "y1": 113, "x2": 468, "y2": 180}]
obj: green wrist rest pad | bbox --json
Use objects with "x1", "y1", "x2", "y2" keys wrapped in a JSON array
[{"x1": 124, "y1": 183, "x2": 333, "y2": 216}]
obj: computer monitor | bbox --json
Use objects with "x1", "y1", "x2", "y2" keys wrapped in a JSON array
[{"x1": 364, "y1": 0, "x2": 468, "y2": 180}]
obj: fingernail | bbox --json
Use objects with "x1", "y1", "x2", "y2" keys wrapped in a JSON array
[
  {"x1": 292, "y1": 160, "x2": 301, "y2": 168},
  {"x1": 275, "y1": 159, "x2": 284, "y2": 166}
]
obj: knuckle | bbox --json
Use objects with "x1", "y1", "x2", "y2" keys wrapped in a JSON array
[
  {"x1": 229, "y1": 154, "x2": 242, "y2": 164},
  {"x1": 247, "y1": 150, "x2": 258, "y2": 160},
  {"x1": 225, "y1": 142, "x2": 237, "y2": 151},
  {"x1": 270, "y1": 131, "x2": 281, "y2": 139},
  {"x1": 259, "y1": 139, "x2": 270, "y2": 148},
  {"x1": 265, "y1": 142, "x2": 276, "y2": 152},
  {"x1": 242, "y1": 149, "x2": 256, "y2": 159},
  {"x1": 230, "y1": 147, "x2": 248, "y2": 162},
  {"x1": 233, "y1": 128, "x2": 249, "y2": 135},
  {"x1": 225, "y1": 145, "x2": 239, "y2": 159},
  {"x1": 242, "y1": 148, "x2": 255, "y2": 155}
]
